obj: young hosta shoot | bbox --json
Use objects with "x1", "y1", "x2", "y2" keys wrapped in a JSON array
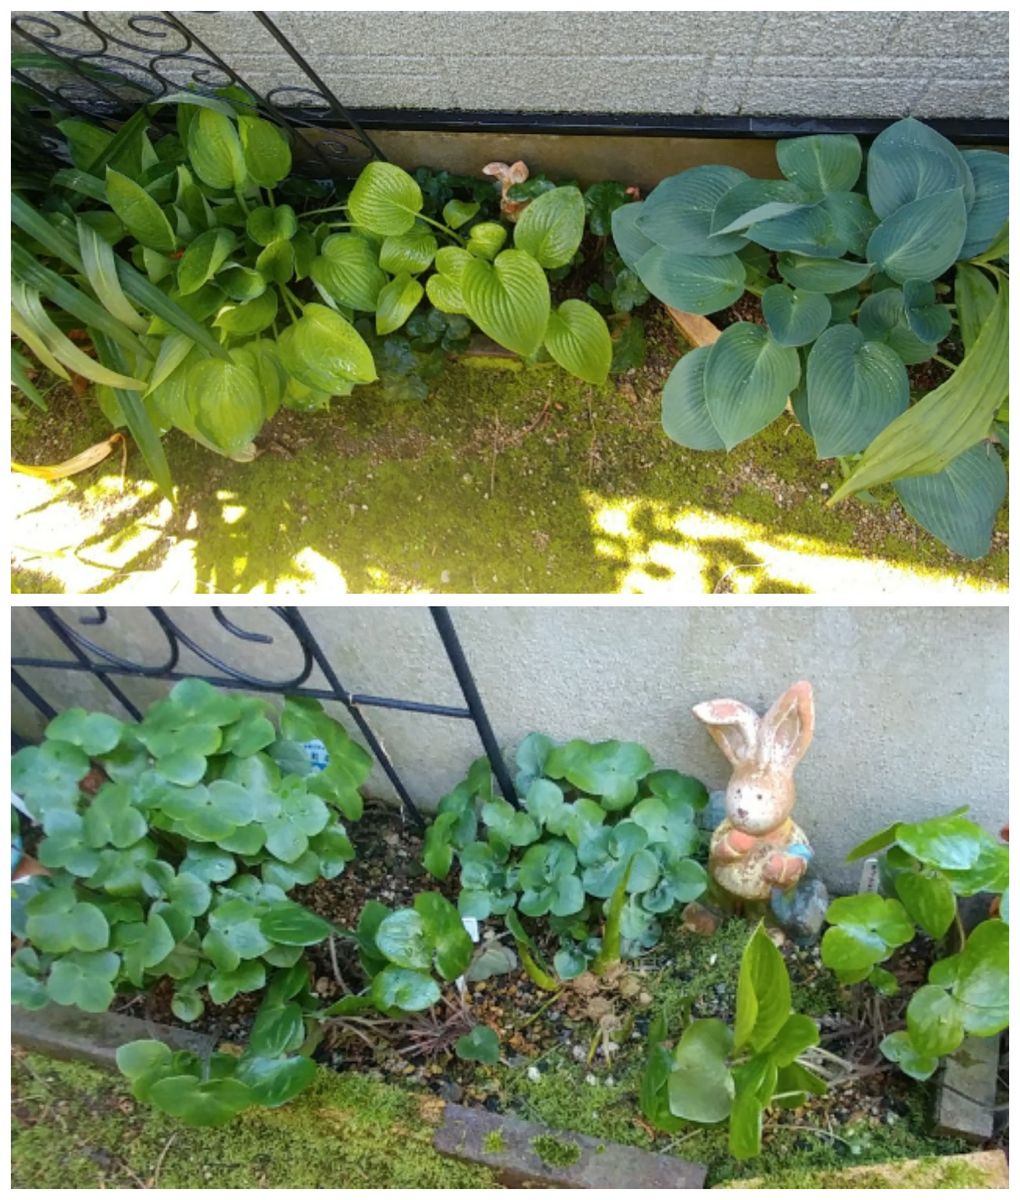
[
  {"x1": 422, "y1": 735, "x2": 709, "y2": 982},
  {"x1": 640, "y1": 923, "x2": 826, "y2": 1158},
  {"x1": 823, "y1": 807, "x2": 1008, "y2": 1079},
  {"x1": 10, "y1": 682, "x2": 370, "y2": 1023},
  {"x1": 620, "y1": 117, "x2": 1008, "y2": 558}
]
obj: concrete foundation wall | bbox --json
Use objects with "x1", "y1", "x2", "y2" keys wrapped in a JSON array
[
  {"x1": 14, "y1": 11, "x2": 1008, "y2": 119},
  {"x1": 11, "y1": 606, "x2": 1007, "y2": 894}
]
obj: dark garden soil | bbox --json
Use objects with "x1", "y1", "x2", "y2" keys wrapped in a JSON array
[{"x1": 95, "y1": 801, "x2": 1006, "y2": 1183}]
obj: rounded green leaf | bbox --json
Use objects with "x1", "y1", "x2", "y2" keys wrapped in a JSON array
[
  {"x1": 514, "y1": 186, "x2": 585, "y2": 268},
  {"x1": 255, "y1": 238, "x2": 295, "y2": 286},
  {"x1": 246, "y1": 204, "x2": 298, "y2": 247},
  {"x1": 187, "y1": 109, "x2": 246, "y2": 191},
  {"x1": 312, "y1": 234, "x2": 387, "y2": 311},
  {"x1": 443, "y1": 199, "x2": 480, "y2": 230},
  {"x1": 67, "y1": 902, "x2": 111, "y2": 952},
  {"x1": 46, "y1": 949, "x2": 120, "y2": 1012},
  {"x1": 866, "y1": 189, "x2": 968, "y2": 284},
  {"x1": 959, "y1": 149, "x2": 1009, "y2": 258},
  {"x1": 703, "y1": 323, "x2": 801, "y2": 451},
  {"x1": 347, "y1": 161, "x2": 423, "y2": 236},
  {"x1": 711, "y1": 178, "x2": 810, "y2": 237},
  {"x1": 894, "y1": 444, "x2": 1006, "y2": 560},
  {"x1": 149, "y1": 1075, "x2": 252, "y2": 1127},
  {"x1": 666, "y1": 1018, "x2": 735, "y2": 1123},
  {"x1": 902, "y1": 279, "x2": 952, "y2": 345},
  {"x1": 105, "y1": 168, "x2": 176, "y2": 253},
  {"x1": 735, "y1": 924, "x2": 790, "y2": 1052},
  {"x1": 895, "y1": 811, "x2": 986, "y2": 870},
  {"x1": 455, "y1": 1025, "x2": 500, "y2": 1064},
  {"x1": 777, "y1": 133, "x2": 862, "y2": 194},
  {"x1": 376, "y1": 272, "x2": 424, "y2": 335},
  {"x1": 379, "y1": 228, "x2": 438, "y2": 275},
  {"x1": 12, "y1": 740, "x2": 90, "y2": 821},
  {"x1": 259, "y1": 902, "x2": 335, "y2": 946},
  {"x1": 185, "y1": 356, "x2": 264, "y2": 457},
  {"x1": 177, "y1": 228, "x2": 236, "y2": 296},
  {"x1": 371, "y1": 965, "x2": 440, "y2": 1012},
  {"x1": 544, "y1": 739, "x2": 653, "y2": 810},
  {"x1": 425, "y1": 273, "x2": 467, "y2": 314},
  {"x1": 749, "y1": 204, "x2": 846, "y2": 258},
  {"x1": 636, "y1": 165, "x2": 749, "y2": 255},
  {"x1": 213, "y1": 289, "x2": 279, "y2": 337},
  {"x1": 611, "y1": 201, "x2": 657, "y2": 269},
  {"x1": 820, "y1": 191, "x2": 879, "y2": 259},
  {"x1": 238, "y1": 115, "x2": 291, "y2": 188},
  {"x1": 894, "y1": 870, "x2": 956, "y2": 939},
  {"x1": 375, "y1": 908, "x2": 431, "y2": 970},
  {"x1": 461, "y1": 250, "x2": 550, "y2": 357},
  {"x1": 867, "y1": 117, "x2": 973, "y2": 220},
  {"x1": 907, "y1": 985, "x2": 964, "y2": 1058},
  {"x1": 234, "y1": 1054, "x2": 317, "y2": 1107},
  {"x1": 45, "y1": 709, "x2": 124, "y2": 756},
  {"x1": 467, "y1": 222, "x2": 508, "y2": 260},
  {"x1": 414, "y1": 891, "x2": 474, "y2": 979},
  {"x1": 761, "y1": 284, "x2": 831, "y2": 347},
  {"x1": 634, "y1": 245, "x2": 745, "y2": 315},
  {"x1": 856, "y1": 288, "x2": 937, "y2": 365},
  {"x1": 278, "y1": 303, "x2": 377, "y2": 391},
  {"x1": 880, "y1": 1030, "x2": 939, "y2": 1081},
  {"x1": 807, "y1": 324, "x2": 908, "y2": 458},
  {"x1": 777, "y1": 253, "x2": 873, "y2": 293},
  {"x1": 544, "y1": 299, "x2": 612, "y2": 385}
]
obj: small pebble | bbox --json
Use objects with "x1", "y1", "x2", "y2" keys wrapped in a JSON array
[
  {"x1": 526, "y1": 1066, "x2": 541, "y2": 1083},
  {"x1": 585, "y1": 1074, "x2": 598, "y2": 1086}
]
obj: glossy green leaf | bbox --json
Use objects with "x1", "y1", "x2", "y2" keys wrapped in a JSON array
[
  {"x1": 188, "y1": 108, "x2": 246, "y2": 191},
  {"x1": 867, "y1": 117, "x2": 973, "y2": 220},
  {"x1": 807, "y1": 324, "x2": 908, "y2": 458},
  {"x1": 660, "y1": 346, "x2": 725, "y2": 451},
  {"x1": 379, "y1": 228, "x2": 438, "y2": 274},
  {"x1": 376, "y1": 272, "x2": 424, "y2": 335},
  {"x1": 634, "y1": 245, "x2": 745, "y2": 315},
  {"x1": 466, "y1": 222, "x2": 508, "y2": 260},
  {"x1": 461, "y1": 249, "x2": 550, "y2": 357},
  {"x1": 148, "y1": 1074, "x2": 252, "y2": 1127},
  {"x1": 371, "y1": 965, "x2": 440, "y2": 1012},
  {"x1": 544, "y1": 739, "x2": 653, "y2": 810},
  {"x1": 856, "y1": 288, "x2": 937, "y2": 365},
  {"x1": 312, "y1": 234, "x2": 387, "y2": 311},
  {"x1": 177, "y1": 228, "x2": 236, "y2": 296},
  {"x1": 213, "y1": 288, "x2": 278, "y2": 337},
  {"x1": 185, "y1": 355, "x2": 263, "y2": 457},
  {"x1": 105, "y1": 168, "x2": 176, "y2": 253},
  {"x1": 734, "y1": 924, "x2": 790, "y2": 1052},
  {"x1": 455, "y1": 1025, "x2": 500, "y2": 1064},
  {"x1": 894, "y1": 443, "x2": 1006, "y2": 559},
  {"x1": 543, "y1": 299, "x2": 612, "y2": 385},
  {"x1": 260, "y1": 902, "x2": 335, "y2": 946},
  {"x1": 894, "y1": 869, "x2": 956, "y2": 938},
  {"x1": 76, "y1": 219, "x2": 148, "y2": 332},
  {"x1": 907, "y1": 984, "x2": 965, "y2": 1057},
  {"x1": 513, "y1": 186, "x2": 585, "y2": 268},
  {"x1": 442, "y1": 199, "x2": 480, "y2": 229},
  {"x1": 611, "y1": 200, "x2": 657, "y2": 269},
  {"x1": 761, "y1": 284, "x2": 831, "y2": 347},
  {"x1": 347, "y1": 161, "x2": 423, "y2": 236},
  {"x1": 234, "y1": 1054, "x2": 316, "y2": 1107},
  {"x1": 666, "y1": 1018, "x2": 735, "y2": 1123},
  {"x1": 777, "y1": 253, "x2": 873, "y2": 293},
  {"x1": 711, "y1": 178, "x2": 810, "y2": 236},
  {"x1": 954, "y1": 263, "x2": 998, "y2": 356},
  {"x1": 959, "y1": 149, "x2": 1009, "y2": 258},
  {"x1": 703, "y1": 323, "x2": 801, "y2": 450},
  {"x1": 278, "y1": 303, "x2": 377, "y2": 391},
  {"x1": 879, "y1": 1030, "x2": 939, "y2": 1081},
  {"x1": 238, "y1": 115, "x2": 291, "y2": 188},
  {"x1": 636, "y1": 165, "x2": 749, "y2": 255},
  {"x1": 867, "y1": 189, "x2": 968, "y2": 284}
]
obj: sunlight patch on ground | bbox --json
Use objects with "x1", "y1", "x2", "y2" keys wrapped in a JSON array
[{"x1": 584, "y1": 494, "x2": 1005, "y2": 596}]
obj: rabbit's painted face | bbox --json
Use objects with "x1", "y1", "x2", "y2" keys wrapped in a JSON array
[{"x1": 726, "y1": 766, "x2": 794, "y2": 835}]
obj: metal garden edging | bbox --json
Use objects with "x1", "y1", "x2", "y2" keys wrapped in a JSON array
[{"x1": 11, "y1": 605, "x2": 518, "y2": 829}]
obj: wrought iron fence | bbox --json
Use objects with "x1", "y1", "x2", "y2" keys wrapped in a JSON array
[
  {"x1": 11, "y1": 605, "x2": 518, "y2": 827},
  {"x1": 11, "y1": 9, "x2": 384, "y2": 175}
]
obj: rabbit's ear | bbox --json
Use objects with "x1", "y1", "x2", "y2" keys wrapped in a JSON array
[
  {"x1": 758, "y1": 681, "x2": 814, "y2": 771},
  {"x1": 691, "y1": 699, "x2": 760, "y2": 767}
]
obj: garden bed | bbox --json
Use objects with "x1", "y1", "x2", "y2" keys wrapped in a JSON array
[
  {"x1": 11, "y1": 308, "x2": 1007, "y2": 597},
  {"x1": 59, "y1": 801, "x2": 1003, "y2": 1189}
]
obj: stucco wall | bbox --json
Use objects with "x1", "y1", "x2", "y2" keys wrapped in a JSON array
[
  {"x1": 15, "y1": 10, "x2": 1008, "y2": 119},
  {"x1": 11, "y1": 605, "x2": 1007, "y2": 894}
]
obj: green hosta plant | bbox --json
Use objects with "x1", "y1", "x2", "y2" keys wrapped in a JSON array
[
  {"x1": 618, "y1": 117, "x2": 1008, "y2": 558},
  {"x1": 10, "y1": 680, "x2": 370, "y2": 1021},
  {"x1": 422, "y1": 736, "x2": 709, "y2": 983},
  {"x1": 823, "y1": 807, "x2": 1008, "y2": 1080},
  {"x1": 640, "y1": 923, "x2": 826, "y2": 1158}
]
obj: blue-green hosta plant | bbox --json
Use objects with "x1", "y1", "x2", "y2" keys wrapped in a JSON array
[
  {"x1": 422, "y1": 736, "x2": 709, "y2": 983},
  {"x1": 640, "y1": 923, "x2": 826, "y2": 1159},
  {"x1": 822, "y1": 807, "x2": 1008, "y2": 1080},
  {"x1": 9, "y1": 681, "x2": 371, "y2": 1023},
  {"x1": 615, "y1": 118, "x2": 1008, "y2": 558}
]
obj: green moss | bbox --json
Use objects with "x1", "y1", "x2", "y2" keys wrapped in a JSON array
[
  {"x1": 483, "y1": 1129, "x2": 507, "y2": 1154},
  {"x1": 11, "y1": 1053, "x2": 496, "y2": 1189},
  {"x1": 717, "y1": 1152, "x2": 996, "y2": 1189},
  {"x1": 12, "y1": 325, "x2": 1007, "y2": 594},
  {"x1": 530, "y1": 1133, "x2": 582, "y2": 1166}
]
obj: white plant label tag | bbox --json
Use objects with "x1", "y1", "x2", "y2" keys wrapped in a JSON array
[
  {"x1": 859, "y1": 857, "x2": 881, "y2": 893},
  {"x1": 456, "y1": 916, "x2": 481, "y2": 995}
]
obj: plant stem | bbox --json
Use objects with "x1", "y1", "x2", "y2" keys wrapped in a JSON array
[
  {"x1": 933, "y1": 354, "x2": 957, "y2": 370},
  {"x1": 412, "y1": 209, "x2": 467, "y2": 246},
  {"x1": 278, "y1": 285, "x2": 299, "y2": 323},
  {"x1": 302, "y1": 202, "x2": 348, "y2": 219},
  {"x1": 518, "y1": 988, "x2": 564, "y2": 1029}
]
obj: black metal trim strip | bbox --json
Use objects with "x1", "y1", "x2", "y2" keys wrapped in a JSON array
[{"x1": 343, "y1": 107, "x2": 1009, "y2": 146}]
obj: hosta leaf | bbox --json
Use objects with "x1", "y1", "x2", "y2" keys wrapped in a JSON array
[
  {"x1": 636, "y1": 165, "x2": 749, "y2": 255},
  {"x1": 895, "y1": 444, "x2": 1006, "y2": 559},
  {"x1": 959, "y1": 150, "x2": 1009, "y2": 258},
  {"x1": 661, "y1": 348, "x2": 725, "y2": 450},
  {"x1": 867, "y1": 117, "x2": 973, "y2": 219},
  {"x1": 777, "y1": 253, "x2": 873, "y2": 293},
  {"x1": 666, "y1": 1018, "x2": 735, "y2": 1123},
  {"x1": 238, "y1": 115, "x2": 291, "y2": 188},
  {"x1": 246, "y1": 204, "x2": 298, "y2": 247},
  {"x1": 776, "y1": 133, "x2": 862, "y2": 194},
  {"x1": 466, "y1": 222, "x2": 508, "y2": 260},
  {"x1": 856, "y1": 288, "x2": 937, "y2": 365},
  {"x1": 866, "y1": 189, "x2": 968, "y2": 284},
  {"x1": 902, "y1": 279, "x2": 952, "y2": 346},
  {"x1": 278, "y1": 303, "x2": 377, "y2": 391},
  {"x1": 443, "y1": 199, "x2": 480, "y2": 230},
  {"x1": 188, "y1": 109, "x2": 246, "y2": 191},
  {"x1": 761, "y1": 284, "x2": 831, "y2": 347},
  {"x1": 711, "y1": 178, "x2": 810, "y2": 236},
  {"x1": 177, "y1": 228, "x2": 236, "y2": 296},
  {"x1": 634, "y1": 245, "x2": 745, "y2": 315},
  {"x1": 820, "y1": 191, "x2": 878, "y2": 259},
  {"x1": 704, "y1": 323, "x2": 801, "y2": 450},
  {"x1": 376, "y1": 272, "x2": 424, "y2": 335},
  {"x1": 213, "y1": 289, "x2": 278, "y2": 338},
  {"x1": 105, "y1": 168, "x2": 176, "y2": 253},
  {"x1": 611, "y1": 201, "x2": 656, "y2": 270},
  {"x1": 749, "y1": 203, "x2": 847, "y2": 258},
  {"x1": 544, "y1": 299, "x2": 612, "y2": 385},
  {"x1": 312, "y1": 234, "x2": 387, "y2": 311},
  {"x1": 347, "y1": 161, "x2": 423, "y2": 236},
  {"x1": 461, "y1": 250, "x2": 550, "y2": 357},
  {"x1": 425, "y1": 273, "x2": 467, "y2": 314},
  {"x1": 513, "y1": 186, "x2": 585, "y2": 268},
  {"x1": 807, "y1": 324, "x2": 908, "y2": 458},
  {"x1": 379, "y1": 228, "x2": 438, "y2": 274},
  {"x1": 186, "y1": 356, "x2": 264, "y2": 457},
  {"x1": 255, "y1": 238, "x2": 295, "y2": 286}
]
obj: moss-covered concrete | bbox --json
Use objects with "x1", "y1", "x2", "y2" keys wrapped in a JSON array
[
  {"x1": 11, "y1": 316, "x2": 1007, "y2": 595},
  {"x1": 11, "y1": 1050, "x2": 497, "y2": 1189}
]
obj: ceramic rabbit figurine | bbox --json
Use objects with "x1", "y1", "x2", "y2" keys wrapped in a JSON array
[{"x1": 692, "y1": 681, "x2": 815, "y2": 903}]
